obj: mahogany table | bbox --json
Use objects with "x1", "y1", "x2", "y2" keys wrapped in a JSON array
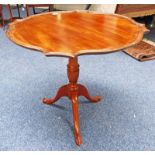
[{"x1": 6, "y1": 11, "x2": 147, "y2": 146}]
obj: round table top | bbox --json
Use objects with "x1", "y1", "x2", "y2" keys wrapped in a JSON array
[{"x1": 6, "y1": 11, "x2": 147, "y2": 57}]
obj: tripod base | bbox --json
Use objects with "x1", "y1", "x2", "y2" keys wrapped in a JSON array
[{"x1": 42, "y1": 57, "x2": 102, "y2": 145}]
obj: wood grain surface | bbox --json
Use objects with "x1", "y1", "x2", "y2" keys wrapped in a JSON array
[
  {"x1": 5, "y1": 10, "x2": 148, "y2": 146},
  {"x1": 6, "y1": 11, "x2": 147, "y2": 57}
]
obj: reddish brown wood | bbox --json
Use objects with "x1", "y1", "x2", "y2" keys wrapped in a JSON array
[
  {"x1": 6, "y1": 11, "x2": 147, "y2": 146},
  {"x1": 0, "y1": 5, "x2": 2, "y2": 15},
  {"x1": 115, "y1": 4, "x2": 155, "y2": 17},
  {"x1": 26, "y1": 4, "x2": 54, "y2": 16},
  {"x1": 0, "y1": 4, "x2": 21, "y2": 27},
  {"x1": 7, "y1": 5, "x2": 13, "y2": 22},
  {"x1": 43, "y1": 57, "x2": 101, "y2": 145},
  {"x1": 6, "y1": 11, "x2": 148, "y2": 57},
  {"x1": 0, "y1": 4, "x2": 3, "y2": 27}
]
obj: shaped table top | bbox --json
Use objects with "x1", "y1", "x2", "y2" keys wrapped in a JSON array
[{"x1": 6, "y1": 11, "x2": 148, "y2": 57}]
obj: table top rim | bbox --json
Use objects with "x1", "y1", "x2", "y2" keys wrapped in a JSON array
[{"x1": 6, "y1": 10, "x2": 148, "y2": 58}]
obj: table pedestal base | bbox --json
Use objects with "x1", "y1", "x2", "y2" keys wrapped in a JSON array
[{"x1": 42, "y1": 57, "x2": 101, "y2": 145}]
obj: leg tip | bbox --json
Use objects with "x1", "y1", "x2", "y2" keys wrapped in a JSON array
[
  {"x1": 96, "y1": 96, "x2": 102, "y2": 101},
  {"x1": 75, "y1": 137, "x2": 83, "y2": 146},
  {"x1": 42, "y1": 98, "x2": 52, "y2": 105},
  {"x1": 92, "y1": 96, "x2": 102, "y2": 103}
]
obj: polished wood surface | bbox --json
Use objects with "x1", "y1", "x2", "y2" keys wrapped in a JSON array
[
  {"x1": 43, "y1": 57, "x2": 101, "y2": 145},
  {"x1": 6, "y1": 11, "x2": 147, "y2": 146},
  {"x1": 6, "y1": 11, "x2": 147, "y2": 57}
]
